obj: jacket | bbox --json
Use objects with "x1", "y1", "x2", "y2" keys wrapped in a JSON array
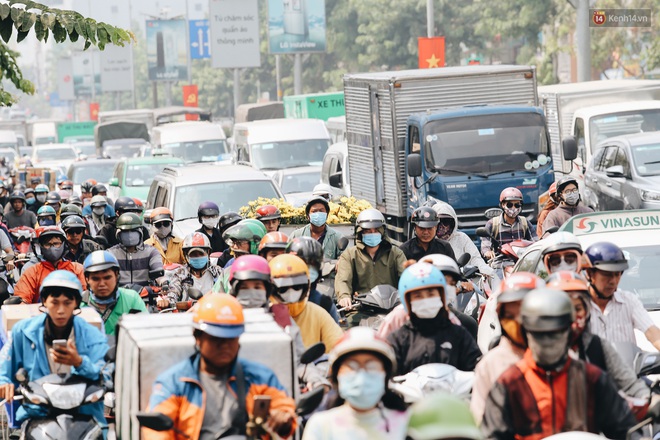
[
  {"x1": 108, "y1": 243, "x2": 164, "y2": 287},
  {"x1": 63, "y1": 239, "x2": 103, "y2": 264},
  {"x1": 481, "y1": 351, "x2": 636, "y2": 440},
  {"x1": 536, "y1": 198, "x2": 558, "y2": 237},
  {"x1": 291, "y1": 301, "x2": 344, "y2": 353},
  {"x1": 289, "y1": 224, "x2": 344, "y2": 260},
  {"x1": 399, "y1": 236, "x2": 455, "y2": 262},
  {"x1": 387, "y1": 318, "x2": 481, "y2": 375},
  {"x1": 542, "y1": 203, "x2": 593, "y2": 232},
  {"x1": 0, "y1": 314, "x2": 108, "y2": 426},
  {"x1": 334, "y1": 239, "x2": 406, "y2": 302},
  {"x1": 145, "y1": 235, "x2": 185, "y2": 265},
  {"x1": 81, "y1": 287, "x2": 147, "y2": 335},
  {"x1": 167, "y1": 264, "x2": 224, "y2": 302},
  {"x1": 195, "y1": 226, "x2": 227, "y2": 254},
  {"x1": 14, "y1": 260, "x2": 87, "y2": 304},
  {"x1": 145, "y1": 353, "x2": 296, "y2": 440}
]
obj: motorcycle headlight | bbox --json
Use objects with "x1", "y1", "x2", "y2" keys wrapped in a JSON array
[
  {"x1": 84, "y1": 389, "x2": 105, "y2": 404},
  {"x1": 641, "y1": 189, "x2": 660, "y2": 202},
  {"x1": 42, "y1": 383, "x2": 86, "y2": 410}
]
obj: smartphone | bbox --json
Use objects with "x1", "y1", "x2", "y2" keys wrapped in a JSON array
[
  {"x1": 52, "y1": 339, "x2": 67, "y2": 352},
  {"x1": 253, "y1": 395, "x2": 271, "y2": 420}
]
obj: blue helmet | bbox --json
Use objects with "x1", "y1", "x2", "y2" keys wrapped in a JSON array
[
  {"x1": 39, "y1": 270, "x2": 83, "y2": 302},
  {"x1": 84, "y1": 250, "x2": 120, "y2": 274},
  {"x1": 56, "y1": 175, "x2": 67, "y2": 184},
  {"x1": 398, "y1": 262, "x2": 446, "y2": 311},
  {"x1": 585, "y1": 242, "x2": 629, "y2": 272},
  {"x1": 34, "y1": 184, "x2": 50, "y2": 194},
  {"x1": 37, "y1": 205, "x2": 57, "y2": 217}
]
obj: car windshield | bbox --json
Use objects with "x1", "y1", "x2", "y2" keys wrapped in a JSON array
[
  {"x1": 36, "y1": 147, "x2": 77, "y2": 161},
  {"x1": 74, "y1": 143, "x2": 96, "y2": 157},
  {"x1": 162, "y1": 140, "x2": 229, "y2": 163},
  {"x1": 250, "y1": 139, "x2": 330, "y2": 170},
  {"x1": 71, "y1": 163, "x2": 115, "y2": 184},
  {"x1": 280, "y1": 171, "x2": 321, "y2": 194},
  {"x1": 631, "y1": 143, "x2": 660, "y2": 176},
  {"x1": 103, "y1": 143, "x2": 144, "y2": 159},
  {"x1": 425, "y1": 113, "x2": 550, "y2": 175},
  {"x1": 126, "y1": 163, "x2": 180, "y2": 187},
  {"x1": 0, "y1": 149, "x2": 16, "y2": 162},
  {"x1": 619, "y1": 245, "x2": 660, "y2": 311},
  {"x1": 174, "y1": 180, "x2": 279, "y2": 219},
  {"x1": 589, "y1": 109, "x2": 660, "y2": 151},
  {"x1": 19, "y1": 146, "x2": 31, "y2": 156}
]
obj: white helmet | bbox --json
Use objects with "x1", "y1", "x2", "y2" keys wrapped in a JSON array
[
  {"x1": 312, "y1": 183, "x2": 333, "y2": 200},
  {"x1": 356, "y1": 208, "x2": 385, "y2": 230},
  {"x1": 329, "y1": 327, "x2": 396, "y2": 381},
  {"x1": 420, "y1": 254, "x2": 461, "y2": 280}
]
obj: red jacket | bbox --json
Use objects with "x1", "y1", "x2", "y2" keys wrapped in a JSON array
[{"x1": 14, "y1": 260, "x2": 87, "y2": 304}]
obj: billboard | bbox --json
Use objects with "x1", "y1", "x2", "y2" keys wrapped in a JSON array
[
  {"x1": 146, "y1": 20, "x2": 189, "y2": 81},
  {"x1": 57, "y1": 58, "x2": 74, "y2": 101},
  {"x1": 268, "y1": 0, "x2": 326, "y2": 54},
  {"x1": 209, "y1": 0, "x2": 261, "y2": 68},
  {"x1": 189, "y1": 20, "x2": 210, "y2": 59},
  {"x1": 100, "y1": 45, "x2": 134, "y2": 92},
  {"x1": 72, "y1": 51, "x2": 101, "y2": 97}
]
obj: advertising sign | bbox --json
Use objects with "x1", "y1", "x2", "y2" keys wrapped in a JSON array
[
  {"x1": 209, "y1": 0, "x2": 261, "y2": 68},
  {"x1": 268, "y1": 0, "x2": 326, "y2": 54},
  {"x1": 57, "y1": 58, "x2": 74, "y2": 101},
  {"x1": 146, "y1": 20, "x2": 189, "y2": 81},
  {"x1": 190, "y1": 20, "x2": 210, "y2": 59},
  {"x1": 100, "y1": 45, "x2": 134, "y2": 92},
  {"x1": 72, "y1": 51, "x2": 101, "y2": 97}
]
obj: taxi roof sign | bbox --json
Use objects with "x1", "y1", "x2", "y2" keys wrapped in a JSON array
[{"x1": 559, "y1": 209, "x2": 660, "y2": 236}]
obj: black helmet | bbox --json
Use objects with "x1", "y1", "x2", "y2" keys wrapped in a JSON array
[
  {"x1": 114, "y1": 196, "x2": 139, "y2": 213},
  {"x1": 67, "y1": 195, "x2": 83, "y2": 207},
  {"x1": 46, "y1": 191, "x2": 61, "y2": 204},
  {"x1": 305, "y1": 196, "x2": 330, "y2": 216},
  {"x1": 80, "y1": 181, "x2": 94, "y2": 193},
  {"x1": 219, "y1": 211, "x2": 242, "y2": 232},
  {"x1": 60, "y1": 204, "x2": 83, "y2": 220},
  {"x1": 286, "y1": 236, "x2": 324, "y2": 273},
  {"x1": 411, "y1": 206, "x2": 440, "y2": 228},
  {"x1": 61, "y1": 215, "x2": 87, "y2": 231},
  {"x1": 91, "y1": 184, "x2": 107, "y2": 196},
  {"x1": 9, "y1": 191, "x2": 25, "y2": 202}
]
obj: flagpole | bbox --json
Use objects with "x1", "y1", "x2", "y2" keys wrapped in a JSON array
[{"x1": 426, "y1": 0, "x2": 434, "y2": 38}]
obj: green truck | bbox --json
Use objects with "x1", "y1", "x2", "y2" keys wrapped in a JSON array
[
  {"x1": 57, "y1": 121, "x2": 97, "y2": 143},
  {"x1": 283, "y1": 92, "x2": 345, "y2": 121}
]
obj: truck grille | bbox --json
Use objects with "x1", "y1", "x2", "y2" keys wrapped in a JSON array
[{"x1": 455, "y1": 204, "x2": 536, "y2": 230}]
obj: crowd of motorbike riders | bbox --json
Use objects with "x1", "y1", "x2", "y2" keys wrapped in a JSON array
[{"x1": 0, "y1": 172, "x2": 654, "y2": 439}]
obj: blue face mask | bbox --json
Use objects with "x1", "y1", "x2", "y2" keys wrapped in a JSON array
[
  {"x1": 309, "y1": 267, "x2": 319, "y2": 283},
  {"x1": 189, "y1": 256, "x2": 209, "y2": 269},
  {"x1": 26, "y1": 197, "x2": 35, "y2": 205},
  {"x1": 40, "y1": 218, "x2": 55, "y2": 226},
  {"x1": 362, "y1": 232, "x2": 382, "y2": 247},
  {"x1": 337, "y1": 370, "x2": 386, "y2": 410},
  {"x1": 309, "y1": 212, "x2": 327, "y2": 227}
]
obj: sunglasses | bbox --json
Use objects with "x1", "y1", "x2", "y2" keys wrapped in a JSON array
[
  {"x1": 547, "y1": 253, "x2": 578, "y2": 267},
  {"x1": 504, "y1": 202, "x2": 522, "y2": 209},
  {"x1": 155, "y1": 221, "x2": 172, "y2": 228},
  {"x1": 65, "y1": 229, "x2": 85, "y2": 236},
  {"x1": 275, "y1": 285, "x2": 306, "y2": 295}
]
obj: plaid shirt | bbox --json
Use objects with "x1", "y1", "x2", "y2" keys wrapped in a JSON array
[{"x1": 480, "y1": 214, "x2": 535, "y2": 254}]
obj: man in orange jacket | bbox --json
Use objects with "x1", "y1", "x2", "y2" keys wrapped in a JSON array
[{"x1": 14, "y1": 226, "x2": 86, "y2": 304}]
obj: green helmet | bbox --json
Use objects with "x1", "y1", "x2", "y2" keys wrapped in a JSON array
[
  {"x1": 223, "y1": 219, "x2": 267, "y2": 255},
  {"x1": 60, "y1": 203, "x2": 83, "y2": 220},
  {"x1": 116, "y1": 212, "x2": 143, "y2": 231},
  {"x1": 407, "y1": 392, "x2": 483, "y2": 440}
]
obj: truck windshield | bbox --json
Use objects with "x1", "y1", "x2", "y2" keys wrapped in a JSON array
[
  {"x1": 425, "y1": 113, "x2": 549, "y2": 175},
  {"x1": 162, "y1": 140, "x2": 229, "y2": 163},
  {"x1": 250, "y1": 139, "x2": 330, "y2": 170},
  {"x1": 590, "y1": 109, "x2": 660, "y2": 151}
]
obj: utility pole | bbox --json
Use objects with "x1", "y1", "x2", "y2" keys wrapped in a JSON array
[
  {"x1": 427, "y1": 0, "x2": 434, "y2": 38},
  {"x1": 293, "y1": 53, "x2": 302, "y2": 94},
  {"x1": 575, "y1": 0, "x2": 591, "y2": 81},
  {"x1": 233, "y1": 68, "x2": 241, "y2": 117}
]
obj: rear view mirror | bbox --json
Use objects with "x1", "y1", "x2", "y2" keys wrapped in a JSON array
[
  {"x1": 300, "y1": 342, "x2": 326, "y2": 365},
  {"x1": 136, "y1": 412, "x2": 174, "y2": 432},
  {"x1": 109, "y1": 177, "x2": 119, "y2": 187},
  {"x1": 187, "y1": 288, "x2": 204, "y2": 300},
  {"x1": 562, "y1": 137, "x2": 578, "y2": 161},
  {"x1": 605, "y1": 165, "x2": 625, "y2": 178},
  {"x1": 475, "y1": 227, "x2": 491, "y2": 239},
  {"x1": 337, "y1": 236, "x2": 349, "y2": 251},
  {"x1": 456, "y1": 253, "x2": 470, "y2": 267},
  {"x1": 296, "y1": 386, "x2": 324, "y2": 417},
  {"x1": 407, "y1": 153, "x2": 422, "y2": 177},
  {"x1": 329, "y1": 172, "x2": 342, "y2": 189}
]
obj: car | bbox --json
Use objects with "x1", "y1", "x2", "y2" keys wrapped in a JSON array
[
  {"x1": 146, "y1": 163, "x2": 284, "y2": 238},
  {"x1": 71, "y1": 141, "x2": 97, "y2": 159},
  {"x1": 150, "y1": 121, "x2": 230, "y2": 163},
  {"x1": 0, "y1": 148, "x2": 17, "y2": 165},
  {"x1": 102, "y1": 138, "x2": 150, "y2": 159},
  {"x1": 31, "y1": 143, "x2": 79, "y2": 171},
  {"x1": 67, "y1": 158, "x2": 120, "y2": 193},
  {"x1": 272, "y1": 165, "x2": 321, "y2": 206},
  {"x1": 108, "y1": 156, "x2": 184, "y2": 202},
  {"x1": 584, "y1": 132, "x2": 660, "y2": 211}
]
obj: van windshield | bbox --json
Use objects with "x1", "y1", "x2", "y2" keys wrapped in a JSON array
[
  {"x1": 589, "y1": 109, "x2": 660, "y2": 151},
  {"x1": 425, "y1": 113, "x2": 550, "y2": 175},
  {"x1": 162, "y1": 140, "x2": 229, "y2": 163},
  {"x1": 632, "y1": 143, "x2": 660, "y2": 177},
  {"x1": 250, "y1": 139, "x2": 330, "y2": 170}
]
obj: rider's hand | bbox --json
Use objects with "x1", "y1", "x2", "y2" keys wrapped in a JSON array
[
  {"x1": 460, "y1": 281, "x2": 475, "y2": 292},
  {"x1": 266, "y1": 409, "x2": 295, "y2": 438},
  {"x1": 338, "y1": 297, "x2": 352, "y2": 309},
  {"x1": 50, "y1": 339, "x2": 83, "y2": 367},
  {"x1": 156, "y1": 296, "x2": 170, "y2": 309},
  {"x1": 403, "y1": 259, "x2": 417, "y2": 269},
  {"x1": 5, "y1": 260, "x2": 13, "y2": 271},
  {"x1": 485, "y1": 250, "x2": 495, "y2": 260},
  {"x1": 0, "y1": 382, "x2": 14, "y2": 402}
]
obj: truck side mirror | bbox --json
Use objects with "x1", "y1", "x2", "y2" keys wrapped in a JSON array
[
  {"x1": 562, "y1": 137, "x2": 578, "y2": 161},
  {"x1": 407, "y1": 153, "x2": 422, "y2": 177},
  {"x1": 109, "y1": 177, "x2": 119, "y2": 187},
  {"x1": 329, "y1": 172, "x2": 342, "y2": 188}
]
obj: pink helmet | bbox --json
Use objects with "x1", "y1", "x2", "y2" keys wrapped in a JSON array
[
  {"x1": 229, "y1": 255, "x2": 273, "y2": 292},
  {"x1": 499, "y1": 187, "x2": 523, "y2": 203}
]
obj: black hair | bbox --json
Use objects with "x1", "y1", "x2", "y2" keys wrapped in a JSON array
[{"x1": 41, "y1": 287, "x2": 81, "y2": 305}]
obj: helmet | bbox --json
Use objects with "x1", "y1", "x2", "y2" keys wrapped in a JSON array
[
  {"x1": 58, "y1": 189, "x2": 71, "y2": 201},
  {"x1": 114, "y1": 196, "x2": 139, "y2": 213},
  {"x1": 419, "y1": 254, "x2": 461, "y2": 280},
  {"x1": 60, "y1": 204, "x2": 83, "y2": 220},
  {"x1": 499, "y1": 187, "x2": 523, "y2": 203},
  {"x1": 223, "y1": 219, "x2": 267, "y2": 255},
  {"x1": 258, "y1": 231, "x2": 290, "y2": 254},
  {"x1": 37, "y1": 205, "x2": 57, "y2": 218},
  {"x1": 80, "y1": 181, "x2": 94, "y2": 193},
  {"x1": 255, "y1": 204, "x2": 282, "y2": 221},
  {"x1": 132, "y1": 198, "x2": 144, "y2": 213},
  {"x1": 546, "y1": 271, "x2": 589, "y2": 293},
  {"x1": 116, "y1": 213, "x2": 143, "y2": 231},
  {"x1": 197, "y1": 201, "x2": 220, "y2": 219},
  {"x1": 150, "y1": 207, "x2": 173, "y2": 224},
  {"x1": 14, "y1": 184, "x2": 26, "y2": 193},
  {"x1": 229, "y1": 255, "x2": 272, "y2": 290},
  {"x1": 398, "y1": 262, "x2": 446, "y2": 312},
  {"x1": 61, "y1": 215, "x2": 86, "y2": 231},
  {"x1": 304, "y1": 197, "x2": 330, "y2": 217},
  {"x1": 286, "y1": 236, "x2": 324, "y2": 273},
  {"x1": 83, "y1": 250, "x2": 120, "y2": 274},
  {"x1": 34, "y1": 184, "x2": 49, "y2": 194},
  {"x1": 36, "y1": 225, "x2": 65, "y2": 243},
  {"x1": 91, "y1": 184, "x2": 107, "y2": 196},
  {"x1": 219, "y1": 211, "x2": 242, "y2": 231},
  {"x1": 269, "y1": 254, "x2": 309, "y2": 288},
  {"x1": 407, "y1": 392, "x2": 483, "y2": 440},
  {"x1": 498, "y1": 272, "x2": 545, "y2": 304},
  {"x1": 46, "y1": 191, "x2": 61, "y2": 204},
  {"x1": 328, "y1": 327, "x2": 396, "y2": 382},
  {"x1": 556, "y1": 176, "x2": 579, "y2": 196},
  {"x1": 24, "y1": 187, "x2": 35, "y2": 196},
  {"x1": 192, "y1": 293, "x2": 245, "y2": 338},
  {"x1": 411, "y1": 206, "x2": 440, "y2": 228},
  {"x1": 356, "y1": 208, "x2": 385, "y2": 230},
  {"x1": 60, "y1": 180, "x2": 74, "y2": 190},
  {"x1": 584, "y1": 242, "x2": 629, "y2": 272},
  {"x1": 312, "y1": 183, "x2": 333, "y2": 200},
  {"x1": 40, "y1": 270, "x2": 83, "y2": 302},
  {"x1": 182, "y1": 232, "x2": 211, "y2": 253},
  {"x1": 521, "y1": 288, "x2": 575, "y2": 332},
  {"x1": 56, "y1": 175, "x2": 66, "y2": 184},
  {"x1": 541, "y1": 232, "x2": 582, "y2": 256},
  {"x1": 68, "y1": 195, "x2": 83, "y2": 207},
  {"x1": 9, "y1": 191, "x2": 25, "y2": 202},
  {"x1": 90, "y1": 195, "x2": 107, "y2": 207},
  {"x1": 549, "y1": 182, "x2": 557, "y2": 197}
]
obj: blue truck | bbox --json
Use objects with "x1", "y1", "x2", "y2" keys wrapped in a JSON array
[{"x1": 342, "y1": 65, "x2": 554, "y2": 243}]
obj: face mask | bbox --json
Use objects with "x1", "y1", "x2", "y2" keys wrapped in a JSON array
[
  {"x1": 444, "y1": 285, "x2": 457, "y2": 308},
  {"x1": 500, "y1": 318, "x2": 526, "y2": 347},
  {"x1": 202, "y1": 217, "x2": 219, "y2": 229},
  {"x1": 36, "y1": 194, "x2": 46, "y2": 203},
  {"x1": 280, "y1": 287, "x2": 304, "y2": 304},
  {"x1": 287, "y1": 299, "x2": 307, "y2": 317},
  {"x1": 527, "y1": 330, "x2": 570, "y2": 369},
  {"x1": 504, "y1": 207, "x2": 522, "y2": 218},
  {"x1": 338, "y1": 370, "x2": 386, "y2": 411},
  {"x1": 91, "y1": 291, "x2": 118, "y2": 305},
  {"x1": 410, "y1": 296, "x2": 443, "y2": 319},
  {"x1": 550, "y1": 261, "x2": 578, "y2": 274},
  {"x1": 26, "y1": 197, "x2": 35, "y2": 205},
  {"x1": 236, "y1": 288, "x2": 267, "y2": 309},
  {"x1": 42, "y1": 245, "x2": 64, "y2": 263},
  {"x1": 309, "y1": 212, "x2": 327, "y2": 227},
  {"x1": 154, "y1": 225, "x2": 172, "y2": 239},
  {"x1": 120, "y1": 230, "x2": 142, "y2": 247},
  {"x1": 564, "y1": 193, "x2": 580, "y2": 206},
  {"x1": 436, "y1": 224, "x2": 451, "y2": 239},
  {"x1": 309, "y1": 267, "x2": 320, "y2": 283},
  {"x1": 39, "y1": 218, "x2": 55, "y2": 226},
  {"x1": 362, "y1": 232, "x2": 382, "y2": 247},
  {"x1": 93, "y1": 207, "x2": 105, "y2": 216},
  {"x1": 188, "y1": 256, "x2": 208, "y2": 270}
]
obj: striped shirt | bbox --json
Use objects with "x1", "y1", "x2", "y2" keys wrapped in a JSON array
[
  {"x1": 480, "y1": 214, "x2": 535, "y2": 254},
  {"x1": 589, "y1": 289, "x2": 654, "y2": 344}
]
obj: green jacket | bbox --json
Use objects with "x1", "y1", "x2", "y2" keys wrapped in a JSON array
[
  {"x1": 82, "y1": 287, "x2": 147, "y2": 335},
  {"x1": 334, "y1": 239, "x2": 406, "y2": 302},
  {"x1": 289, "y1": 224, "x2": 344, "y2": 260}
]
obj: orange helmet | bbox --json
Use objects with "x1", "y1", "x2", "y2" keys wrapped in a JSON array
[
  {"x1": 258, "y1": 231, "x2": 290, "y2": 254},
  {"x1": 498, "y1": 272, "x2": 545, "y2": 304},
  {"x1": 132, "y1": 198, "x2": 144, "y2": 212},
  {"x1": 150, "y1": 207, "x2": 173, "y2": 224},
  {"x1": 192, "y1": 293, "x2": 245, "y2": 338},
  {"x1": 546, "y1": 270, "x2": 589, "y2": 293},
  {"x1": 549, "y1": 182, "x2": 558, "y2": 196}
]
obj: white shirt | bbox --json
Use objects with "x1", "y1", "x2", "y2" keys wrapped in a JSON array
[{"x1": 589, "y1": 289, "x2": 654, "y2": 344}]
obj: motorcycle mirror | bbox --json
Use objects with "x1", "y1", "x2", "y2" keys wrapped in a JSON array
[
  {"x1": 462, "y1": 266, "x2": 478, "y2": 279},
  {"x1": 544, "y1": 226, "x2": 559, "y2": 235},
  {"x1": 296, "y1": 386, "x2": 325, "y2": 417},
  {"x1": 15, "y1": 367, "x2": 28, "y2": 385},
  {"x1": 3, "y1": 296, "x2": 22, "y2": 305},
  {"x1": 135, "y1": 412, "x2": 174, "y2": 432},
  {"x1": 149, "y1": 269, "x2": 164, "y2": 280},
  {"x1": 484, "y1": 208, "x2": 502, "y2": 219},
  {"x1": 337, "y1": 236, "x2": 349, "y2": 252},
  {"x1": 2, "y1": 253, "x2": 14, "y2": 262},
  {"x1": 456, "y1": 253, "x2": 470, "y2": 267},
  {"x1": 300, "y1": 342, "x2": 326, "y2": 365},
  {"x1": 321, "y1": 261, "x2": 335, "y2": 278},
  {"x1": 186, "y1": 288, "x2": 204, "y2": 301},
  {"x1": 475, "y1": 227, "x2": 491, "y2": 238},
  {"x1": 634, "y1": 351, "x2": 660, "y2": 377}
]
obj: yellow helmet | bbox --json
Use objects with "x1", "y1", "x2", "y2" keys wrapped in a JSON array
[{"x1": 268, "y1": 254, "x2": 310, "y2": 316}]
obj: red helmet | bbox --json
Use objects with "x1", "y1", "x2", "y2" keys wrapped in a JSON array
[
  {"x1": 229, "y1": 255, "x2": 273, "y2": 292},
  {"x1": 182, "y1": 232, "x2": 211, "y2": 253},
  {"x1": 498, "y1": 272, "x2": 545, "y2": 304},
  {"x1": 258, "y1": 231, "x2": 290, "y2": 254},
  {"x1": 499, "y1": 187, "x2": 523, "y2": 203},
  {"x1": 255, "y1": 204, "x2": 281, "y2": 221},
  {"x1": 132, "y1": 198, "x2": 144, "y2": 212}
]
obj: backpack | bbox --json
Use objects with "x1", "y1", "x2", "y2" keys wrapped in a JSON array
[{"x1": 491, "y1": 215, "x2": 529, "y2": 241}]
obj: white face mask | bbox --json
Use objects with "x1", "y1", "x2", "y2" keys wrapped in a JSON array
[
  {"x1": 550, "y1": 261, "x2": 578, "y2": 273},
  {"x1": 444, "y1": 285, "x2": 457, "y2": 308},
  {"x1": 280, "y1": 287, "x2": 303, "y2": 304},
  {"x1": 202, "y1": 217, "x2": 219, "y2": 229},
  {"x1": 92, "y1": 207, "x2": 105, "y2": 216},
  {"x1": 236, "y1": 288, "x2": 267, "y2": 309},
  {"x1": 410, "y1": 296, "x2": 443, "y2": 319}
]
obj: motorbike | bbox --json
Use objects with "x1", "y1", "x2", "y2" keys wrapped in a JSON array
[
  {"x1": 315, "y1": 236, "x2": 349, "y2": 300},
  {"x1": 390, "y1": 363, "x2": 474, "y2": 404},
  {"x1": 476, "y1": 217, "x2": 533, "y2": 279},
  {"x1": 338, "y1": 284, "x2": 400, "y2": 329},
  {"x1": 158, "y1": 287, "x2": 204, "y2": 313},
  {"x1": 123, "y1": 269, "x2": 166, "y2": 313}
]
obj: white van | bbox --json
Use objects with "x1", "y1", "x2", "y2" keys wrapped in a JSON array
[
  {"x1": 321, "y1": 141, "x2": 350, "y2": 198},
  {"x1": 150, "y1": 121, "x2": 230, "y2": 163},
  {"x1": 232, "y1": 118, "x2": 331, "y2": 171}
]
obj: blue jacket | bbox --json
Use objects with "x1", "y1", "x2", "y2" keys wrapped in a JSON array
[
  {"x1": 0, "y1": 313, "x2": 109, "y2": 427},
  {"x1": 82, "y1": 204, "x2": 116, "y2": 218}
]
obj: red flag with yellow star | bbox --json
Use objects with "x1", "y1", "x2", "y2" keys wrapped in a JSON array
[{"x1": 418, "y1": 37, "x2": 445, "y2": 69}]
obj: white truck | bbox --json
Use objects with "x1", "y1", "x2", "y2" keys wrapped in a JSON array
[{"x1": 150, "y1": 121, "x2": 230, "y2": 163}]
